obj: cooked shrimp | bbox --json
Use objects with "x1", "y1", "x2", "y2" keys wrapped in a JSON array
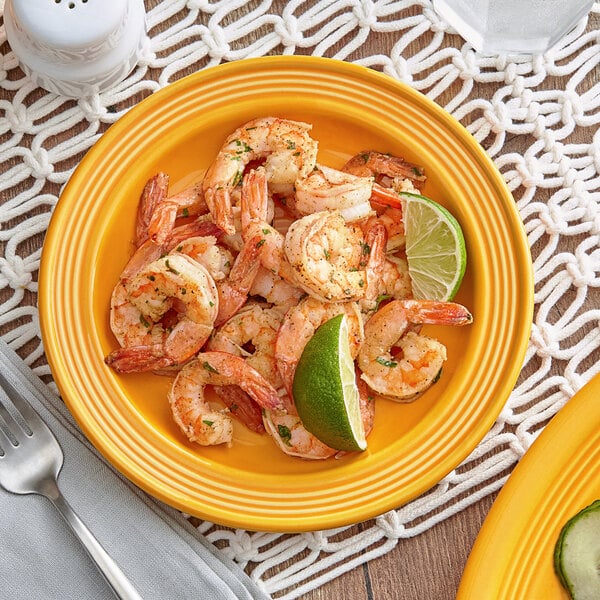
[
  {"x1": 146, "y1": 181, "x2": 209, "y2": 245},
  {"x1": 342, "y1": 150, "x2": 426, "y2": 191},
  {"x1": 343, "y1": 150, "x2": 425, "y2": 249},
  {"x1": 168, "y1": 351, "x2": 284, "y2": 446},
  {"x1": 275, "y1": 297, "x2": 364, "y2": 397},
  {"x1": 294, "y1": 164, "x2": 374, "y2": 221},
  {"x1": 283, "y1": 210, "x2": 368, "y2": 302},
  {"x1": 135, "y1": 172, "x2": 169, "y2": 247},
  {"x1": 105, "y1": 253, "x2": 218, "y2": 373},
  {"x1": 107, "y1": 223, "x2": 222, "y2": 361},
  {"x1": 203, "y1": 117, "x2": 318, "y2": 234},
  {"x1": 249, "y1": 267, "x2": 305, "y2": 312},
  {"x1": 358, "y1": 299, "x2": 473, "y2": 401},
  {"x1": 174, "y1": 235, "x2": 233, "y2": 282},
  {"x1": 174, "y1": 228, "x2": 261, "y2": 326},
  {"x1": 208, "y1": 301, "x2": 285, "y2": 390},
  {"x1": 376, "y1": 254, "x2": 413, "y2": 303}
]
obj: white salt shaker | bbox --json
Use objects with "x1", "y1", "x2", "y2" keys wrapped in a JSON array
[{"x1": 4, "y1": 0, "x2": 147, "y2": 97}]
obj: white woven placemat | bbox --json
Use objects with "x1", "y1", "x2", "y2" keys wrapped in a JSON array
[{"x1": 1, "y1": 2, "x2": 599, "y2": 598}]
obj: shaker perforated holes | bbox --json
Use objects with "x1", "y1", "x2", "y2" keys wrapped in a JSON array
[{"x1": 54, "y1": 0, "x2": 91, "y2": 7}]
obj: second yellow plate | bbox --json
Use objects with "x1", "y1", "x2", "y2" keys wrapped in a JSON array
[
  {"x1": 39, "y1": 56, "x2": 533, "y2": 532},
  {"x1": 458, "y1": 372, "x2": 600, "y2": 599}
]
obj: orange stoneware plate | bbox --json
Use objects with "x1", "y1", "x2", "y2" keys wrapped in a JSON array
[
  {"x1": 39, "y1": 56, "x2": 533, "y2": 532},
  {"x1": 457, "y1": 372, "x2": 600, "y2": 599}
]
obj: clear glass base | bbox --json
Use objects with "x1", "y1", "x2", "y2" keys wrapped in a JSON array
[{"x1": 433, "y1": 0, "x2": 594, "y2": 54}]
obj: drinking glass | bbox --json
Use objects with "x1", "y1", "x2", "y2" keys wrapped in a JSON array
[{"x1": 433, "y1": 0, "x2": 595, "y2": 54}]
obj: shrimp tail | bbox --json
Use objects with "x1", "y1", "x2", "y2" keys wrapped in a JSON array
[
  {"x1": 370, "y1": 183, "x2": 403, "y2": 209},
  {"x1": 212, "y1": 385, "x2": 266, "y2": 434},
  {"x1": 361, "y1": 221, "x2": 387, "y2": 306},
  {"x1": 135, "y1": 172, "x2": 169, "y2": 247},
  {"x1": 205, "y1": 187, "x2": 236, "y2": 235},
  {"x1": 164, "y1": 219, "x2": 224, "y2": 251},
  {"x1": 402, "y1": 299, "x2": 473, "y2": 326},
  {"x1": 241, "y1": 168, "x2": 269, "y2": 230},
  {"x1": 215, "y1": 234, "x2": 263, "y2": 326},
  {"x1": 104, "y1": 344, "x2": 176, "y2": 373},
  {"x1": 198, "y1": 352, "x2": 284, "y2": 412}
]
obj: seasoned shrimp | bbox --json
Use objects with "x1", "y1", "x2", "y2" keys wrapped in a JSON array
[
  {"x1": 343, "y1": 150, "x2": 425, "y2": 251},
  {"x1": 105, "y1": 253, "x2": 218, "y2": 373},
  {"x1": 358, "y1": 299, "x2": 473, "y2": 401},
  {"x1": 275, "y1": 297, "x2": 364, "y2": 397},
  {"x1": 294, "y1": 164, "x2": 374, "y2": 221},
  {"x1": 283, "y1": 210, "x2": 368, "y2": 302},
  {"x1": 249, "y1": 267, "x2": 305, "y2": 313},
  {"x1": 175, "y1": 229, "x2": 262, "y2": 326},
  {"x1": 135, "y1": 173, "x2": 210, "y2": 247},
  {"x1": 174, "y1": 235, "x2": 233, "y2": 281},
  {"x1": 342, "y1": 150, "x2": 426, "y2": 191},
  {"x1": 208, "y1": 301, "x2": 285, "y2": 390},
  {"x1": 208, "y1": 301, "x2": 285, "y2": 433},
  {"x1": 203, "y1": 117, "x2": 318, "y2": 234},
  {"x1": 375, "y1": 254, "x2": 413, "y2": 303},
  {"x1": 146, "y1": 181, "x2": 209, "y2": 245},
  {"x1": 168, "y1": 351, "x2": 283, "y2": 446}
]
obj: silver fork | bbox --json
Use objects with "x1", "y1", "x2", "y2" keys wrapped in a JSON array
[{"x1": 0, "y1": 369, "x2": 143, "y2": 600}]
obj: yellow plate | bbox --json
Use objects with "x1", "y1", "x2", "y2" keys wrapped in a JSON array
[
  {"x1": 38, "y1": 56, "x2": 533, "y2": 532},
  {"x1": 458, "y1": 372, "x2": 600, "y2": 599}
]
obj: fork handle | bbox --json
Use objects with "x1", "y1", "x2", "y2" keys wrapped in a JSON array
[{"x1": 45, "y1": 483, "x2": 144, "y2": 600}]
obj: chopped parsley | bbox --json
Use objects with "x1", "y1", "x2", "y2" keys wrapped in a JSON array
[
  {"x1": 231, "y1": 170, "x2": 243, "y2": 187},
  {"x1": 277, "y1": 424, "x2": 292, "y2": 446},
  {"x1": 165, "y1": 259, "x2": 179, "y2": 275},
  {"x1": 376, "y1": 357, "x2": 398, "y2": 368}
]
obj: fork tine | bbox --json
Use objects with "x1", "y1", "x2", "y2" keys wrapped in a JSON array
[
  {"x1": 0, "y1": 402, "x2": 20, "y2": 450},
  {"x1": 0, "y1": 370, "x2": 41, "y2": 437}
]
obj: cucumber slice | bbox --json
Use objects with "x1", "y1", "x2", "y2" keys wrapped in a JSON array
[{"x1": 554, "y1": 499, "x2": 600, "y2": 600}]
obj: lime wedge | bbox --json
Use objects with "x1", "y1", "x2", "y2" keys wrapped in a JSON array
[
  {"x1": 402, "y1": 192, "x2": 467, "y2": 301},
  {"x1": 292, "y1": 314, "x2": 366, "y2": 452},
  {"x1": 554, "y1": 499, "x2": 600, "y2": 600}
]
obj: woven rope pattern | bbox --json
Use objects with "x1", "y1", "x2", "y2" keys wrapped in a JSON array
[{"x1": 1, "y1": 1, "x2": 599, "y2": 597}]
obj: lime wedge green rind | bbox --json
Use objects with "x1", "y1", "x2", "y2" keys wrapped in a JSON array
[
  {"x1": 292, "y1": 314, "x2": 366, "y2": 453},
  {"x1": 402, "y1": 192, "x2": 467, "y2": 301}
]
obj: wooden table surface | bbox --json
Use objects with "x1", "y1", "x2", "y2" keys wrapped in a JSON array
[
  {"x1": 300, "y1": 494, "x2": 497, "y2": 599},
  {"x1": 2, "y1": 2, "x2": 597, "y2": 599}
]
